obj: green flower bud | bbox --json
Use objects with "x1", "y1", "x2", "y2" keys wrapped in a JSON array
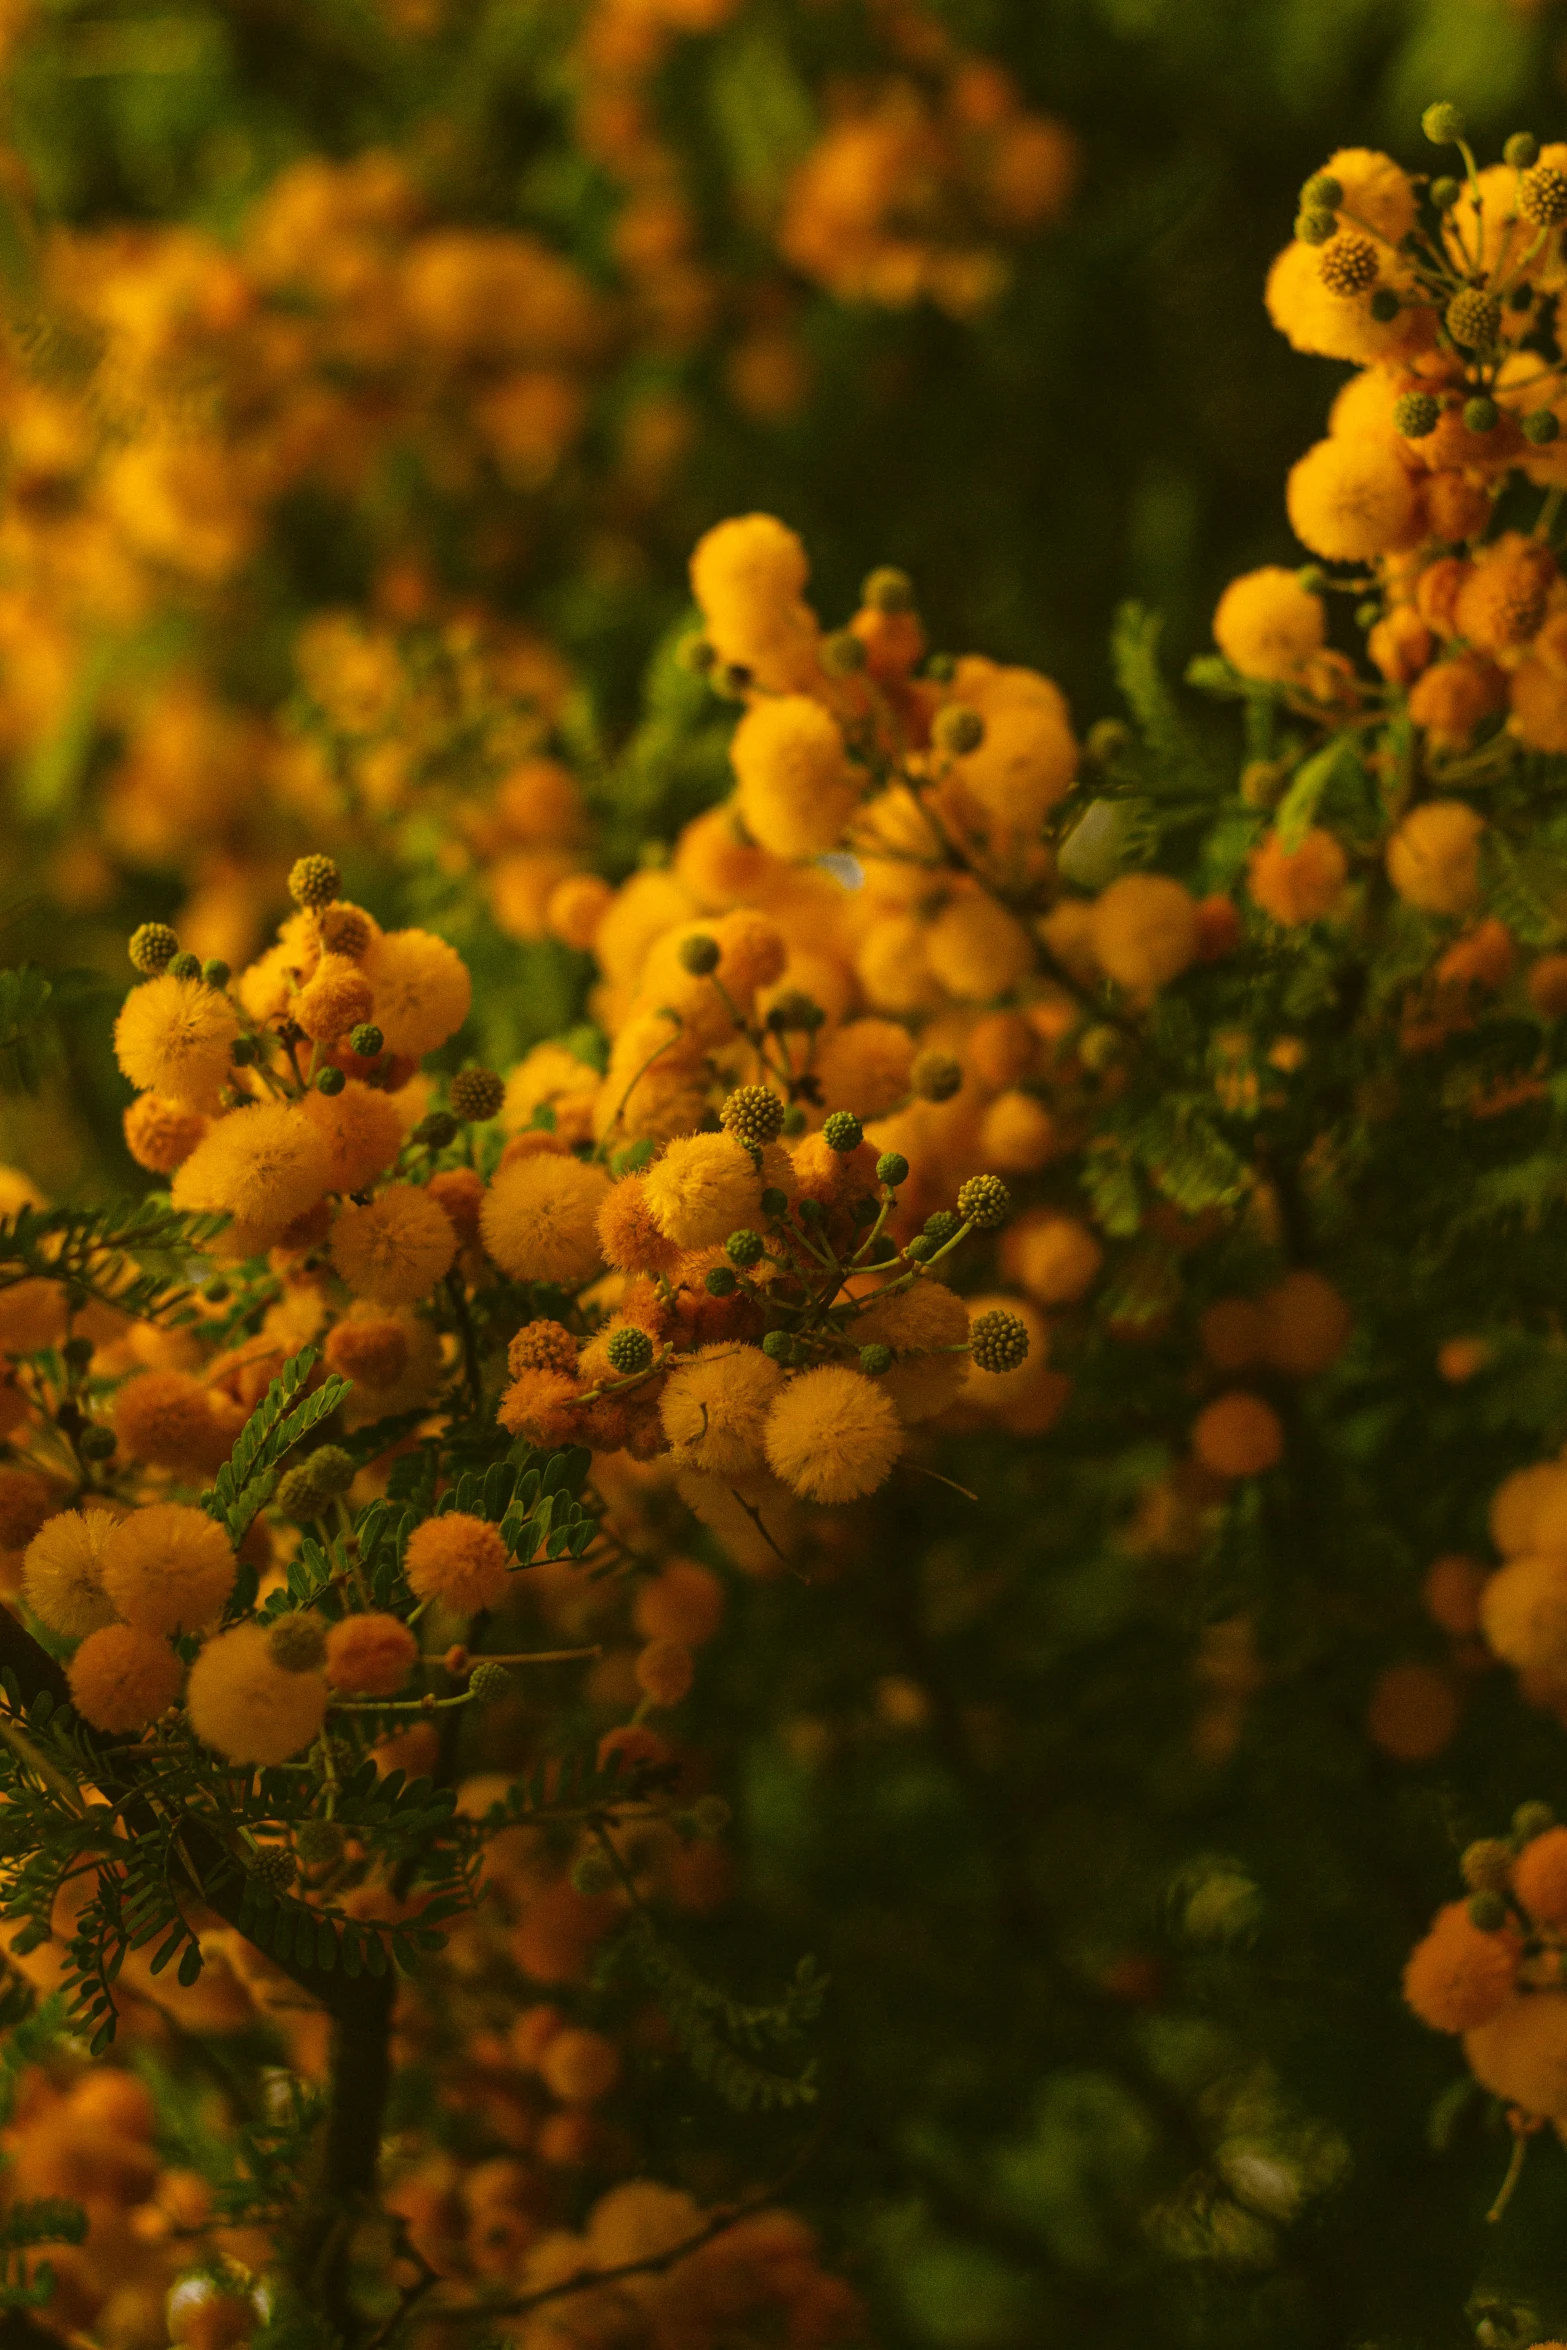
[
  {"x1": 862, "y1": 565, "x2": 915, "y2": 612},
  {"x1": 1430, "y1": 175, "x2": 1461, "y2": 212},
  {"x1": 571, "y1": 1848, "x2": 618, "y2": 1894},
  {"x1": 1300, "y1": 172, "x2": 1343, "y2": 210},
  {"x1": 1446, "y1": 288, "x2": 1501, "y2": 351},
  {"x1": 876, "y1": 1151, "x2": 909, "y2": 1188},
  {"x1": 316, "y1": 1065, "x2": 346, "y2": 1096},
  {"x1": 726, "y1": 1229, "x2": 764, "y2": 1267},
  {"x1": 923, "y1": 1210, "x2": 961, "y2": 1245},
  {"x1": 1462, "y1": 395, "x2": 1500, "y2": 435},
  {"x1": 1467, "y1": 1890, "x2": 1509, "y2": 1933},
  {"x1": 1513, "y1": 1800, "x2": 1555, "y2": 1844},
  {"x1": 1504, "y1": 133, "x2": 1540, "y2": 170},
  {"x1": 128, "y1": 922, "x2": 179, "y2": 977},
  {"x1": 606, "y1": 1325, "x2": 655, "y2": 1376},
  {"x1": 760, "y1": 1186, "x2": 789, "y2": 1219},
  {"x1": 230, "y1": 1034, "x2": 259, "y2": 1067},
  {"x1": 1295, "y1": 209, "x2": 1337, "y2": 247},
  {"x1": 288, "y1": 853, "x2": 341, "y2": 911},
  {"x1": 468, "y1": 1661, "x2": 511, "y2": 1704},
  {"x1": 450, "y1": 1068, "x2": 505, "y2": 1123},
  {"x1": 1368, "y1": 288, "x2": 1401, "y2": 324},
  {"x1": 80, "y1": 1425, "x2": 116, "y2": 1462},
  {"x1": 296, "y1": 1820, "x2": 345, "y2": 1867},
  {"x1": 167, "y1": 952, "x2": 203, "y2": 982},
  {"x1": 859, "y1": 1342, "x2": 893, "y2": 1376},
  {"x1": 1525, "y1": 409, "x2": 1562, "y2": 446},
  {"x1": 933, "y1": 704, "x2": 985, "y2": 756},
  {"x1": 1393, "y1": 391, "x2": 1441, "y2": 439},
  {"x1": 721, "y1": 1086, "x2": 785, "y2": 1147},
  {"x1": 248, "y1": 1846, "x2": 297, "y2": 1895},
  {"x1": 781, "y1": 1105, "x2": 808, "y2": 1138},
  {"x1": 678, "y1": 934, "x2": 721, "y2": 976},
  {"x1": 268, "y1": 1616, "x2": 327, "y2": 1673},
  {"x1": 957, "y1": 1174, "x2": 1011, "y2": 1230},
  {"x1": 1461, "y1": 1838, "x2": 1515, "y2": 1894},
  {"x1": 414, "y1": 1110, "x2": 459, "y2": 1151},
  {"x1": 202, "y1": 959, "x2": 231, "y2": 990},
  {"x1": 969, "y1": 1308, "x2": 1030, "y2": 1373},
  {"x1": 821, "y1": 628, "x2": 867, "y2": 676},
  {"x1": 1422, "y1": 102, "x2": 1465, "y2": 146},
  {"x1": 705, "y1": 1266, "x2": 737, "y2": 1297},
  {"x1": 348, "y1": 1023, "x2": 383, "y2": 1059},
  {"x1": 822, "y1": 1110, "x2": 863, "y2": 1154}
]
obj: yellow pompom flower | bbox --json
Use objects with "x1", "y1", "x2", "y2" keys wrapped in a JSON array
[
  {"x1": 123, "y1": 1092, "x2": 208, "y2": 1175},
  {"x1": 730, "y1": 695, "x2": 857, "y2": 858},
  {"x1": 813, "y1": 1019, "x2": 916, "y2": 1119},
  {"x1": 69, "y1": 1624, "x2": 183, "y2": 1733},
  {"x1": 1091, "y1": 874, "x2": 1200, "y2": 994},
  {"x1": 186, "y1": 1625, "x2": 328, "y2": 1765},
  {"x1": 113, "y1": 976, "x2": 240, "y2": 1112},
  {"x1": 642, "y1": 1133, "x2": 763, "y2": 1250},
  {"x1": 764, "y1": 1365, "x2": 905, "y2": 1501},
  {"x1": 659, "y1": 1345, "x2": 783, "y2": 1474},
  {"x1": 331, "y1": 1184, "x2": 457, "y2": 1305},
  {"x1": 324, "y1": 1611, "x2": 419, "y2": 1696},
  {"x1": 403, "y1": 1512, "x2": 511, "y2": 1612},
  {"x1": 1386, "y1": 800, "x2": 1485, "y2": 915},
  {"x1": 924, "y1": 892, "x2": 1034, "y2": 1001},
  {"x1": 360, "y1": 927, "x2": 472, "y2": 1057},
  {"x1": 171, "y1": 1103, "x2": 333, "y2": 1236},
  {"x1": 23, "y1": 1508, "x2": 119, "y2": 1638},
  {"x1": 944, "y1": 659, "x2": 1079, "y2": 829},
  {"x1": 112, "y1": 1369, "x2": 225, "y2": 1474},
  {"x1": 480, "y1": 1154, "x2": 612, "y2": 1284},
  {"x1": 854, "y1": 1280, "x2": 970, "y2": 1422},
  {"x1": 1213, "y1": 567, "x2": 1326, "y2": 682},
  {"x1": 299, "y1": 1080, "x2": 405, "y2": 1193},
  {"x1": 689, "y1": 512, "x2": 821, "y2": 692},
  {"x1": 1286, "y1": 436, "x2": 1419, "y2": 562},
  {"x1": 291, "y1": 954, "x2": 375, "y2": 1044},
  {"x1": 101, "y1": 1503, "x2": 236, "y2": 1636}
]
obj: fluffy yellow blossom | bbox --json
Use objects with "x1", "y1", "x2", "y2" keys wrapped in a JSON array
[
  {"x1": 360, "y1": 927, "x2": 473, "y2": 1056},
  {"x1": 331, "y1": 1184, "x2": 458, "y2": 1305},
  {"x1": 854, "y1": 1280, "x2": 970, "y2": 1422},
  {"x1": 171, "y1": 1103, "x2": 332, "y2": 1234},
  {"x1": 1213, "y1": 567, "x2": 1326, "y2": 682},
  {"x1": 23, "y1": 1509, "x2": 119, "y2": 1639},
  {"x1": 113, "y1": 976, "x2": 240, "y2": 1112},
  {"x1": 123, "y1": 1092, "x2": 208, "y2": 1175},
  {"x1": 403, "y1": 1513, "x2": 511, "y2": 1612},
  {"x1": 642, "y1": 1134, "x2": 763, "y2": 1250},
  {"x1": 1091, "y1": 874, "x2": 1200, "y2": 994},
  {"x1": 1286, "y1": 436, "x2": 1420, "y2": 562},
  {"x1": 1386, "y1": 800, "x2": 1485, "y2": 915},
  {"x1": 659, "y1": 1345, "x2": 783, "y2": 1474},
  {"x1": 291, "y1": 954, "x2": 375, "y2": 1044},
  {"x1": 186, "y1": 1625, "x2": 328, "y2": 1765},
  {"x1": 324, "y1": 1612, "x2": 419, "y2": 1696},
  {"x1": 299, "y1": 1080, "x2": 405, "y2": 1192},
  {"x1": 730, "y1": 695, "x2": 857, "y2": 858},
  {"x1": 689, "y1": 513, "x2": 820, "y2": 692},
  {"x1": 69, "y1": 1624, "x2": 183, "y2": 1734},
  {"x1": 763, "y1": 1365, "x2": 905, "y2": 1501},
  {"x1": 481, "y1": 1154, "x2": 612, "y2": 1284},
  {"x1": 100, "y1": 1503, "x2": 236, "y2": 1636}
]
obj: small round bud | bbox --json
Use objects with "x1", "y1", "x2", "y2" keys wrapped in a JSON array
[
  {"x1": 925, "y1": 652, "x2": 957, "y2": 683},
  {"x1": 911, "y1": 1051, "x2": 963, "y2": 1103},
  {"x1": 762, "y1": 1329, "x2": 795, "y2": 1362},
  {"x1": 765, "y1": 990, "x2": 825, "y2": 1035},
  {"x1": 1300, "y1": 171, "x2": 1342, "y2": 210},
  {"x1": 450, "y1": 1068, "x2": 505, "y2": 1123},
  {"x1": 414, "y1": 1111, "x2": 460, "y2": 1151},
  {"x1": 859, "y1": 1343, "x2": 893, "y2": 1376},
  {"x1": 348, "y1": 1023, "x2": 383, "y2": 1059},
  {"x1": 923, "y1": 1210, "x2": 961, "y2": 1246},
  {"x1": 248, "y1": 1846, "x2": 296, "y2": 1895},
  {"x1": 862, "y1": 565, "x2": 914, "y2": 613},
  {"x1": 822, "y1": 1110, "x2": 863, "y2": 1154},
  {"x1": 201, "y1": 1278, "x2": 230, "y2": 1304},
  {"x1": 904, "y1": 1234, "x2": 938, "y2": 1263},
  {"x1": 720, "y1": 1086, "x2": 785, "y2": 1147},
  {"x1": 1520, "y1": 164, "x2": 1567, "y2": 228},
  {"x1": 933, "y1": 704, "x2": 985, "y2": 757},
  {"x1": 676, "y1": 631, "x2": 716, "y2": 674},
  {"x1": 957, "y1": 1173, "x2": 1011, "y2": 1230},
  {"x1": 797, "y1": 1196, "x2": 825, "y2": 1225},
  {"x1": 1317, "y1": 233, "x2": 1379, "y2": 297},
  {"x1": 1505, "y1": 133, "x2": 1540, "y2": 170},
  {"x1": 268, "y1": 1616, "x2": 328, "y2": 1673},
  {"x1": 202, "y1": 958, "x2": 231, "y2": 990},
  {"x1": 1513, "y1": 1800, "x2": 1555, "y2": 1844},
  {"x1": 876, "y1": 1152, "x2": 909, "y2": 1188},
  {"x1": 606, "y1": 1326, "x2": 655, "y2": 1376},
  {"x1": 1240, "y1": 759, "x2": 1289, "y2": 810},
  {"x1": 1295, "y1": 565, "x2": 1326, "y2": 593},
  {"x1": 167, "y1": 952, "x2": 204, "y2": 982},
  {"x1": 726, "y1": 1229, "x2": 764, "y2": 1267},
  {"x1": 1461, "y1": 1838, "x2": 1515, "y2": 1894},
  {"x1": 1393, "y1": 391, "x2": 1441, "y2": 439},
  {"x1": 1368, "y1": 288, "x2": 1401, "y2": 324},
  {"x1": 1462, "y1": 395, "x2": 1500, "y2": 435},
  {"x1": 781, "y1": 1105, "x2": 808, "y2": 1137},
  {"x1": 1422, "y1": 101, "x2": 1465, "y2": 146},
  {"x1": 714, "y1": 662, "x2": 753, "y2": 699},
  {"x1": 969, "y1": 1308, "x2": 1030, "y2": 1374},
  {"x1": 61, "y1": 1334, "x2": 94, "y2": 1370},
  {"x1": 1295, "y1": 209, "x2": 1337, "y2": 247},
  {"x1": 705, "y1": 1266, "x2": 737, "y2": 1297},
  {"x1": 288, "y1": 853, "x2": 342, "y2": 911},
  {"x1": 296, "y1": 1820, "x2": 345, "y2": 1867},
  {"x1": 230, "y1": 1035, "x2": 258, "y2": 1067},
  {"x1": 689, "y1": 1794, "x2": 731, "y2": 1838},
  {"x1": 571, "y1": 1849, "x2": 618, "y2": 1894},
  {"x1": 760, "y1": 1186, "x2": 789, "y2": 1220},
  {"x1": 1085, "y1": 717, "x2": 1132, "y2": 765},
  {"x1": 80, "y1": 1425, "x2": 117, "y2": 1462},
  {"x1": 309, "y1": 1446, "x2": 356, "y2": 1494},
  {"x1": 1079, "y1": 1024, "x2": 1125, "y2": 1072},
  {"x1": 1525, "y1": 409, "x2": 1562, "y2": 445},
  {"x1": 1355, "y1": 601, "x2": 1381, "y2": 632},
  {"x1": 850, "y1": 1194, "x2": 880, "y2": 1226},
  {"x1": 1467, "y1": 1890, "x2": 1509, "y2": 1934},
  {"x1": 1446, "y1": 288, "x2": 1502, "y2": 351},
  {"x1": 677, "y1": 934, "x2": 721, "y2": 976},
  {"x1": 128, "y1": 922, "x2": 179, "y2": 977},
  {"x1": 468, "y1": 1661, "x2": 511, "y2": 1704},
  {"x1": 821, "y1": 628, "x2": 867, "y2": 676},
  {"x1": 316, "y1": 1065, "x2": 346, "y2": 1096},
  {"x1": 275, "y1": 1461, "x2": 332, "y2": 1519},
  {"x1": 1429, "y1": 175, "x2": 1460, "y2": 212}
]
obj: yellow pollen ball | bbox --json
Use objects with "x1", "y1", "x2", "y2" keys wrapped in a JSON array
[
  {"x1": 113, "y1": 976, "x2": 240, "y2": 1112},
  {"x1": 1001, "y1": 1211, "x2": 1104, "y2": 1306},
  {"x1": 299, "y1": 1080, "x2": 406, "y2": 1193},
  {"x1": 642, "y1": 1133, "x2": 763, "y2": 1251},
  {"x1": 1248, "y1": 828, "x2": 1348, "y2": 926},
  {"x1": 291, "y1": 955, "x2": 375, "y2": 1044},
  {"x1": 123, "y1": 1092, "x2": 208, "y2": 1175},
  {"x1": 635, "y1": 1639, "x2": 695, "y2": 1708},
  {"x1": 659, "y1": 1345, "x2": 783, "y2": 1474},
  {"x1": 1386, "y1": 799, "x2": 1485, "y2": 915},
  {"x1": 186, "y1": 1625, "x2": 329, "y2": 1765},
  {"x1": 359, "y1": 927, "x2": 472, "y2": 1057},
  {"x1": 1091, "y1": 874, "x2": 1201, "y2": 994},
  {"x1": 812, "y1": 1021, "x2": 916, "y2": 1119},
  {"x1": 924, "y1": 893, "x2": 1034, "y2": 1000},
  {"x1": 170, "y1": 1103, "x2": 333, "y2": 1234},
  {"x1": 100, "y1": 1503, "x2": 237, "y2": 1636},
  {"x1": 1193, "y1": 1392, "x2": 1285, "y2": 1479},
  {"x1": 730, "y1": 695, "x2": 857, "y2": 858},
  {"x1": 854, "y1": 1280, "x2": 970, "y2": 1423},
  {"x1": 325, "y1": 1612, "x2": 419, "y2": 1696},
  {"x1": 69, "y1": 1624, "x2": 184, "y2": 1734},
  {"x1": 481, "y1": 1154, "x2": 612, "y2": 1284},
  {"x1": 23, "y1": 1508, "x2": 119, "y2": 1639},
  {"x1": 112, "y1": 1370, "x2": 223, "y2": 1474},
  {"x1": 331, "y1": 1184, "x2": 458, "y2": 1306},
  {"x1": 1286, "y1": 436, "x2": 1420, "y2": 563},
  {"x1": 764, "y1": 1365, "x2": 905, "y2": 1502},
  {"x1": 1213, "y1": 567, "x2": 1326, "y2": 682},
  {"x1": 403, "y1": 1512, "x2": 511, "y2": 1613}
]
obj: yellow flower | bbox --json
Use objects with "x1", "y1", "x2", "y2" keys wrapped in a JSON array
[
  {"x1": 171, "y1": 1103, "x2": 333, "y2": 1233},
  {"x1": 403, "y1": 1512, "x2": 510, "y2": 1612},
  {"x1": 186, "y1": 1625, "x2": 328, "y2": 1764},
  {"x1": 763, "y1": 1365, "x2": 905, "y2": 1501},
  {"x1": 100, "y1": 1503, "x2": 236, "y2": 1636},
  {"x1": 659, "y1": 1345, "x2": 783, "y2": 1474},
  {"x1": 23, "y1": 1508, "x2": 119, "y2": 1639},
  {"x1": 69, "y1": 1624, "x2": 183, "y2": 1734},
  {"x1": 1213, "y1": 567, "x2": 1326, "y2": 683},
  {"x1": 730, "y1": 695, "x2": 856, "y2": 858},
  {"x1": 113, "y1": 976, "x2": 240, "y2": 1112},
  {"x1": 299, "y1": 1080, "x2": 405, "y2": 1193},
  {"x1": 480, "y1": 1154, "x2": 611, "y2": 1284},
  {"x1": 331, "y1": 1184, "x2": 458, "y2": 1305},
  {"x1": 641, "y1": 1134, "x2": 762, "y2": 1251},
  {"x1": 360, "y1": 928, "x2": 472, "y2": 1057}
]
